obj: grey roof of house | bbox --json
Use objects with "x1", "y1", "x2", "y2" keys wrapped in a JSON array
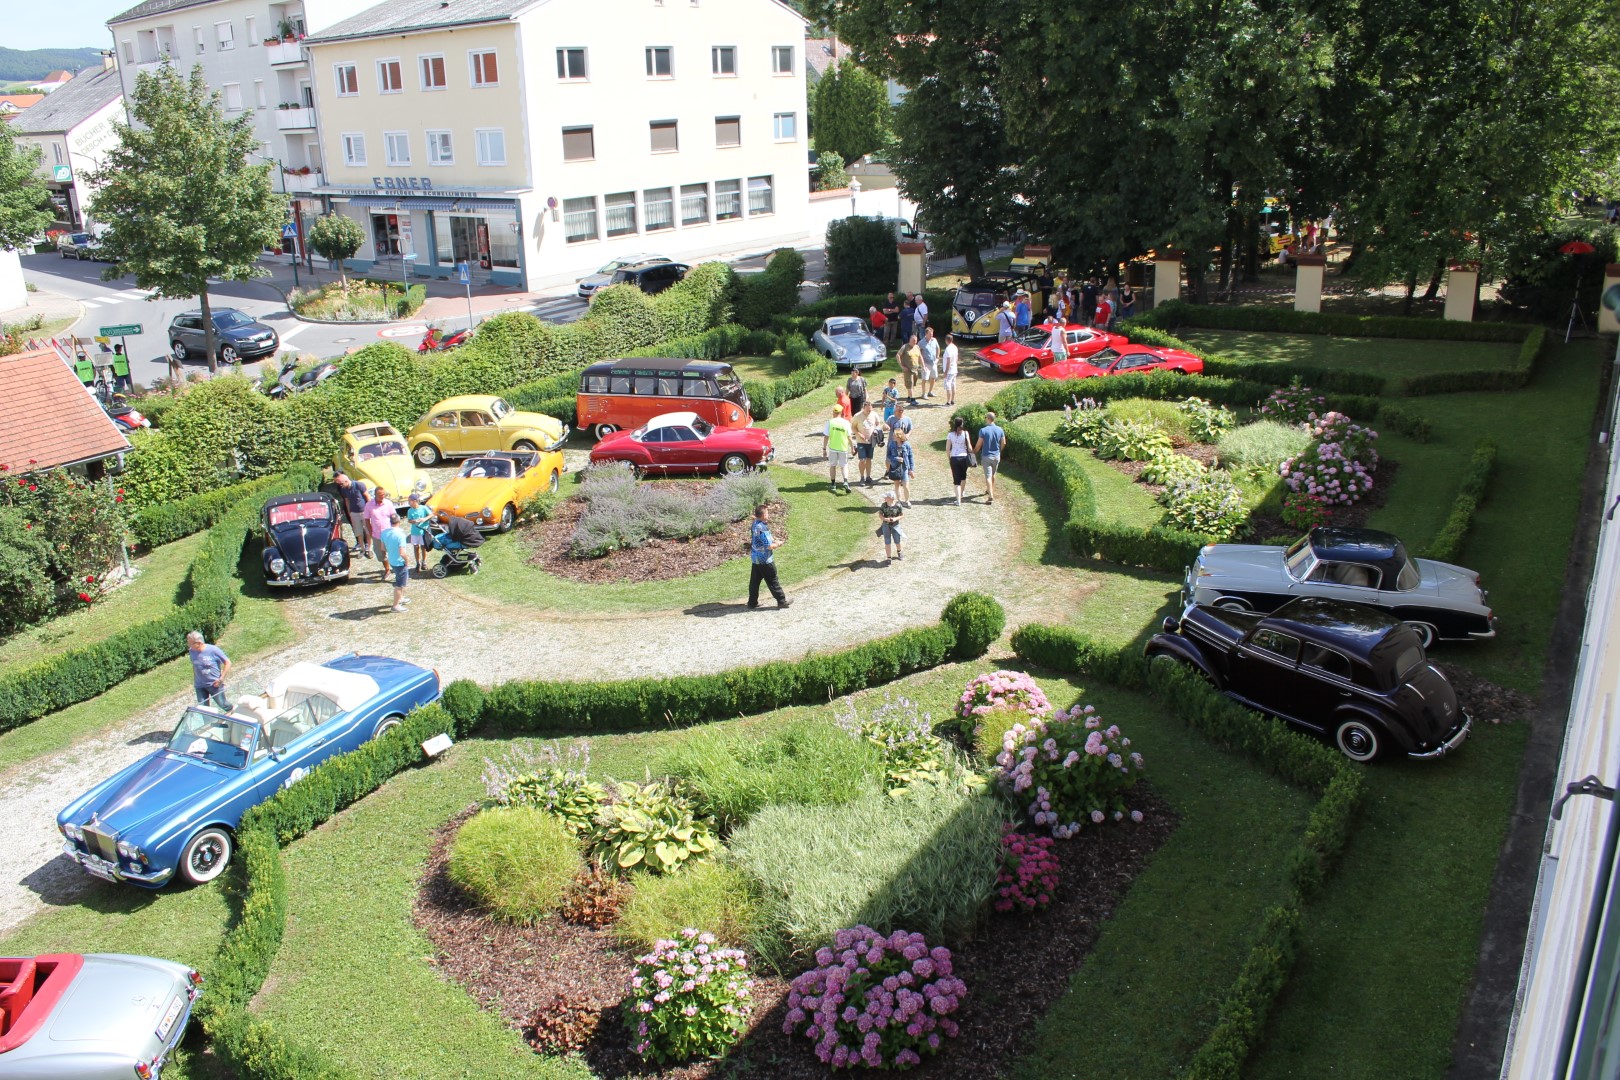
[
  {"x1": 8, "y1": 66, "x2": 122, "y2": 134},
  {"x1": 304, "y1": 0, "x2": 546, "y2": 43},
  {"x1": 109, "y1": 0, "x2": 227, "y2": 26}
]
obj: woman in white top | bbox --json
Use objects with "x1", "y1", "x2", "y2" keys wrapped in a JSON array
[{"x1": 945, "y1": 415, "x2": 974, "y2": 505}]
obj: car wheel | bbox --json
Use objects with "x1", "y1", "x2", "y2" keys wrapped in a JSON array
[
  {"x1": 179, "y1": 827, "x2": 233, "y2": 885},
  {"x1": 1213, "y1": 598, "x2": 1250, "y2": 612},
  {"x1": 548, "y1": 470, "x2": 561, "y2": 494},
  {"x1": 413, "y1": 442, "x2": 441, "y2": 467},
  {"x1": 1020, "y1": 358, "x2": 1039, "y2": 378},
  {"x1": 220, "y1": 345, "x2": 240, "y2": 365},
  {"x1": 1334, "y1": 717, "x2": 1383, "y2": 763},
  {"x1": 512, "y1": 439, "x2": 538, "y2": 452},
  {"x1": 498, "y1": 504, "x2": 516, "y2": 532},
  {"x1": 171, "y1": 341, "x2": 188, "y2": 362},
  {"x1": 372, "y1": 714, "x2": 406, "y2": 740},
  {"x1": 1404, "y1": 621, "x2": 1437, "y2": 648},
  {"x1": 593, "y1": 424, "x2": 619, "y2": 441},
  {"x1": 719, "y1": 453, "x2": 750, "y2": 475}
]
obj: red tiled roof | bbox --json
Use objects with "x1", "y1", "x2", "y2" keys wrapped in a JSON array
[
  {"x1": 0, "y1": 96, "x2": 45, "y2": 113},
  {"x1": 0, "y1": 349, "x2": 129, "y2": 473},
  {"x1": 40, "y1": 71, "x2": 74, "y2": 83}
]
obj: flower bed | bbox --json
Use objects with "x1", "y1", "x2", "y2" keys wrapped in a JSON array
[{"x1": 287, "y1": 279, "x2": 426, "y2": 321}]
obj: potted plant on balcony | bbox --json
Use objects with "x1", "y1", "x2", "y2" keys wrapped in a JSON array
[{"x1": 277, "y1": 17, "x2": 297, "y2": 41}]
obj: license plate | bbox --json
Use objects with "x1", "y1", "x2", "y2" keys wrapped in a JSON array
[
  {"x1": 155, "y1": 995, "x2": 183, "y2": 1041},
  {"x1": 83, "y1": 860, "x2": 116, "y2": 882}
]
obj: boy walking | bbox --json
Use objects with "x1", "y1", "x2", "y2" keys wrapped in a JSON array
[{"x1": 747, "y1": 505, "x2": 790, "y2": 609}]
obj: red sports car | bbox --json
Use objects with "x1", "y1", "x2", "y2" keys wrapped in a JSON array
[
  {"x1": 976, "y1": 324, "x2": 1129, "y2": 378},
  {"x1": 1038, "y1": 343, "x2": 1205, "y2": 381},
  {"x1": 588, "y1": 411, "x2": 775, "y2": 476}
]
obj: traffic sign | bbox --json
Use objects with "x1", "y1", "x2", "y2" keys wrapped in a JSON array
[
  {"x1": 456, "y1": 261, "x2": 470, "y2": 285},
  {"x1": 52, "y1": 165, "x2": 72, "y2": 182},
  {"x1": 99, "y1": 323, "x2": 142, "y2": 337},
  {"x1": 282, "y1": 224, "x2": 298, "y2": 239}
]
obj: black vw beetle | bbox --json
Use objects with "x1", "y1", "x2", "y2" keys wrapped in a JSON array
[
  {"x1": 261, "y1": 492, "x2": 351, "y2": 588},
  {"x1": 1145, "y1": 596, "x2": 1471, "y2": 763}
]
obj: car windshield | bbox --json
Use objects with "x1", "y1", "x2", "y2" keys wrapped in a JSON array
[
  {"x1": 167, "y1": 707, "x2": 257, "y2": 769},
  {"x1": 1393, "y1": 544, "x2": 1420, "y2": 590},
  {"x1": 1284, "y1": 536, "x2": 1318, "y2": 580},
  {"x1": 460, "y1": 457, "x2": 515, "y2": 478},
  {"x1": 213, "y1": 311, "x2": 254, "y2": 329},
  {"x1": 691, "y1": 418, "x2": 714, "y2": 438},
  {"x1": 267, "y1": 500, "x2": 331, "y2": 526},
  {"x1": 955, "y1": 289, "x2": 998, "y2": 309},
  {"x1": 356, "y1": 440, "x2": 405, "y2": 461},
  {"x1": 69, "y1": 233, "x2": 90, "y2": 244},
  {"x1": 828, "y1": 320, "x2": 865, "y2": 336},
  {"x1": 489, "y1": 398, "x2": 511, "y2": 420}
]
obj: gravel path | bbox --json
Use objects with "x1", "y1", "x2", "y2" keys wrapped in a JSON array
[{"x1": 0, "y1": 364, "x2": 1091, "y2": 933}]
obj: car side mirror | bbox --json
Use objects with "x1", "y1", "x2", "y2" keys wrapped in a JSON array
[{"x1": 269, "y1": 745, "x2": 286, "y2": 760}]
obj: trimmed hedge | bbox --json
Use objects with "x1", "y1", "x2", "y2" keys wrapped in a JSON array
[
  {"x1": 735, "y1": 248, "x2": 807, "y2": 329},
  {"x1": 1008, "y1": 623, "x2": 1365, "y2": 1080},
  {"x1": 1130, "y1": 300, "x2": 1529, "y2": 343},
  {"x1": 0, "y1": 464, "x2": 322, "y2": 733},
  {"x1": 745, "y1": 336, "x2": 838, "y2": 421},
  {"x1": 1419, "y1": 442, "x2": 1497, "y2": 564},
  {"x1": 130, "y1": 472, "x2": 308, "y2": 549},
  {"x1": 1373, "y1": 403, "x2": 1431, "y2": 443}
]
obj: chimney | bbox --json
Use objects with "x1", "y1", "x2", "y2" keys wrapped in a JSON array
[{"x1": 102, "y1": 51, "x2": 116, "y2": 71}]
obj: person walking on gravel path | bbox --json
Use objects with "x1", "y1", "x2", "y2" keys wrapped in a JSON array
[
  {"x1": 940, "y1": 334, "x2": 960, "y2": 406},
  {"x1": 946, "y1": 416, "x2": 974, "y2": 505},
  {"x1": 920, "y1": 327, "x2": 940, "y2": 399},
  {"x1": 887, "y1": 401, "x2": 913, "y2": 440},
  {"x1": 854, "y1": 401, "x2": 882, "y2": 486},
  {"x1": 187, "y1": 631, "x2": 232, "y2": 710},
  {"x1": 898, "y1": 335, "x2": 922, "y2": 402},
  {"x1": 747, "y1": 504, "x2": 790, "y2": 609},
  {"x1": 823, "y1": 405, "x2": 853, "y2": 493},
  {"x1": 846, "y1": 369, "x2": 868, "y2": 415},
  {"x1": 335, "y1": 473, "x2": 370, "y2": 557},
  {"x1": 382, "y1": 512, "x2": 411, "y2": 612},
  {"x1": 886, "y1": 428, "x2": 915, "y2": 507},
  {"x1": 974, "y1": 411, "x2": 1007, "y2": 505},
  {"x1": 912, "y1": 293, "x2": 929, "y2": 335},
  {"x1": 364, "y1": 486, "x2": 397, "y2": 574},
  {"x1": 882, "y1": 378, "x2": 900, "y2": 423},
  {"x1": 406, "y1": 492, "x2": 432, "y2": 572},
  {"x1": 877, "y1": 491, "x2": 905, "y2": 562}
]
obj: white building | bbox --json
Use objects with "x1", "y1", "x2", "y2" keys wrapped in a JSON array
[
  {"x1": 9, "y1": 63, "x2": 125, "y2": 232},
  {"x1": 301, "y1": 0, "x2": 810, "y2": 290}
]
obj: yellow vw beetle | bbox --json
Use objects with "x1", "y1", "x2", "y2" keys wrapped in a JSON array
[
  {"x1": 406, "y1": 395, "x2": 569, "y2": 468},
  {"x1": 333, "y1": 423, "x2": 433, "y2": 499}
]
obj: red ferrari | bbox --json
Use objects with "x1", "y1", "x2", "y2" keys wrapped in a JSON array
[
  {"x1": 976, "y1": 324, "x2": 1128, "y2": 378},
  {"x1": 588, "y1": 411, "x2": 775, "y2": 476},
  {"x1": 1038, "y1": 344, "x2": 1205, "y2": 381}
]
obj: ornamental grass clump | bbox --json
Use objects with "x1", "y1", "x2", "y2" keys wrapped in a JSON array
[
  {"x1": 446, "y1": 807, "x2": 583, "y2": 923},
  {"x1": 569, "y1": 465, "x2": 779, "y2": 557},
  {"x1": 625, "y1": 929, "x2": 753, "y2": 1064},
  {"x1": 482, "y1": 741, "x2": 605, "y2": 835},
  {"x1": 1214, "y1": 420, "x2": 1314, "y2": 472},
  {"x1": 1105, "y1": 397, "x2": 1193, "y2": 443},
  {"x1": 997, "y1": 702, "x2": 1146, "y2": 839},
  {"x1": 783, "y1": 926, "x2": 968, "y2": 1070},
  {"x1": 995, "y1": 828, "x2": 1060, "y2": 913},
  {"x1": 1280, "y1": 412, "x2": 1380, "y2": 507},
  {"x1": 953, "y1": 670, "x2": 1051, "y2": 740},
  {"x1": 614, "y1": 860, "x2": 766, "y2": 953}
]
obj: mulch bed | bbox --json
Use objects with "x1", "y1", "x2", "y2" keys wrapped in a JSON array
[
  {"x1": 414, "y1": 787, "x2": 1177, "y2": 1078},
  {"x1": 1435, "y1": 663, "x2": 1537, "y2": 726},
  {"x1": 519, "y1": 483, "x2": 787, "y2": 585}
]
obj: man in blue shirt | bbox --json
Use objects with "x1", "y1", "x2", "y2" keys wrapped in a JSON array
[
  {"x1": 187, "y1": 631, "x2": 232, "y2": 710},
  {"x1": 747, "y1": 504, "x2": 790, "y2": 609},
  {"x1": 974, "y1": 410, "x2": 1008, "y2": 505},
  {"x1": 1014, "y1": 292, "x2": 1032, "y2": 335},
  {"x1": 381, "y1": 512, "x2": 411, "y2": 613}
]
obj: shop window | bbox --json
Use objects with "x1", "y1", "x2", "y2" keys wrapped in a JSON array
[
  {"x1": 772, "y1": 45, "x2": 794, "y2": 74},
  {"x1": 556, "y1": 48, "x2": 586, "y2": 80},
  {"x1": 645, "y1": 46, "x2": 673, "y2": 78},
  {"x1": 377, "y1": 59, "x2": 403, "y2": 94},
  {"x1": 772, "y1": 112, "x2": 796, "y2": 140},
  {"x1": 715, "y1": 179, "x2": 741, "y2": 220},
  {"x1": 419, "y1": 54, "x2": 446, "y2": 90},
  {"x1": 342, "y1": 133, "x2": 366, "y2": 167},
  {"x1": 471, "y1": 50, "x2": 499, "y2": 86},
  {"x1": 486, "y1": 216, "x2": 519, "y2": 268},
  {"x1": 650, "y1": 120, "x2": 678, "y2": 153},
  {"x1": 384, "y1": 131, "x2": 411, "y2": 166},
  {"x1": 711, "y1": 46, "x2": 736, "y2": 75},
  {"x1": 644, "y1": 187, "x2": 674, "y2": 232},
  {"x1": 680, "y1": 183, "x2": 708, "y2": 225},
  {"x1": 605, "y1": 192, "x2": 637, "y2": 238},
  {"x1": 476, "y1": 129, "x2": 506, "y2": 166},
  {"x1": 714, "y1": 116, "x2": 740, "y2": 148},
  {"x1": 748, "y1": 176, "x2": 774, "y2": 216},
  {"x1": 562, "y1": 126, "x2": 594, "y2": 162},
  {"x1": 334, "y1": 64, "x2": 358, "y2": 96},
  {"x1": 426, "y1": 130, "x2": 453, "y2": 165},
  {"x1": 564, "y1": 197, "x2": 598, "y2": 243}
]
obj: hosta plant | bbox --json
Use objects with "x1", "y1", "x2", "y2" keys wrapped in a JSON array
[
  {"x1": 996, "y1": 828, "x2": 1060, "y2": 913},
  {"x1": 1177, "y1": 396, "x2": 1236, "y2": 442},
  {"x1": 1094, "y1": 418, "x2": 1174, "y2": 462},
  {"x1": 784, "y1": 926, "x2": 968, "y2": 1070},
  {"x1": 626, "y1": 929, "x2": 753, "y2": 1063},
  {"x1": 997, "y1": 703, "x2": 1146, "y2": 839},
  {"x1": 1159, "y1": 471, "x2": 1248, "y2": 538},
  {"x1": 482, "y1": 742, "x2": 605, "y2": 836},
  {"x1": 1050, "y1": 406, "x2": 1111, "y2": 448},
  {"x1": 953, "y1": 670, "x2": 1051, "y2": 739},
  {"x1": 1257, "y1": 379, "x2": 1328, "y2": 426},
  {"x1": 1139, "y1": 448, "x2": 1207, "y2": 487},
  {"x1": 594, "y1": 781, "x2": 719, "y2": 874},
  {"x1": 839, "y1": 696, "x2": 954, "y2": 795}
]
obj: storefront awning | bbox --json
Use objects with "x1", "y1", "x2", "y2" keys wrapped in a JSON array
[{"x1": 341, "y1": 195, "x2": 518, "y2": 213}]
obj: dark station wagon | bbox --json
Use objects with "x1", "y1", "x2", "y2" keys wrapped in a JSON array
[{"x1": 1146, "y1": 596, "x2": 1472, "y2": 763}]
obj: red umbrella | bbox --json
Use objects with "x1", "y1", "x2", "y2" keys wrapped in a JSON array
[{"x1": 1560, "y1": 240, "x2": 1597, "y2": 255}]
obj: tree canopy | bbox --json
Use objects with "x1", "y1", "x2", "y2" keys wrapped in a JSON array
[
  {"x1": 812, "y1": 62, "x2": 891, "y2": 165},
  {"x1": 307, "y1": 213, "x2": 364, "y2": 285},
  {"x1": 0, "y1": 123, "x2": 51, "y2": 251}
]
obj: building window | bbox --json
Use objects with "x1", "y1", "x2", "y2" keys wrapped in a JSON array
[
  {"x1": 52, "y1": 144, "x2": 63, "y2": 164},
  {"x1": 193, "y1": 27, "x2": 206, "y2": 54},
  {"x1": 419, "y1": 54, "x2": 446, "y2": 90},
  {"x1": 645, "y1": 46, "x2": 672, "y2": 78},
  {"x1": 246, "y1": 16, "x2": 258, "y2": 43},
  {"x1": 215, "y1": 21, "x2": 234, "y2": 50},
  {"x1": 715, "y1": 179, "x2": 742, "y2": 220},
  {"x1": 605, "y1": 192, "x2": 637, "y2": 237},
  {"x1": 562, "y1": 126, "x2": 594, "y2": 162},
  {"x1": 772, "y1": 112, "x2": 797, "y2": 140},
  {"x1": 711, "y1": 46, "x2": 736, "y2": 75},
  {"x1": 556, "y1": 47, "x2": 586, "y2": 80},
  {"x1": 384, "y1": 131, "x2": 411, "y2": 165},
  {"x1": 748, "y1": 176, "x2": 774, "y2": 216},
  {"x1": 121, "y1": 40, "x2": 134, "y2": 63},
  {"x1": 342, "y1": 133, "x2": 366, "y2": 166},
  {"x1": 254, "y1": 80, "x2": 266, "y2": 108},
  {"x1": 377, "y1": 59, "x2": 403, "y2": 93},
  {"x1": 681, "y1": 183, "x2": 709, "y2": 225},
  {"x1": 334, "y1": 64, "x2": 358, "y2": 96},
  {"x1": 649, "y1": 120, "x2": 678, "y2": 153},
  {"x1": 714, "y1": 116, "x2": 740, "y2": 148},
  {"x1": 564, "y1": 196, "x2": 598, "y2": 243},
  {"x1": 426, "y1": 130, "x2": 453, "y2": 165},
  {"x1": 772, "y1": 45, "x2": 793, "y2": 74},
  {"x1": 470, "y1": 49, "x2": 499, "y2": 86},
  {"x1": 475, "y1": 128, "x2": 506, "y2": 166},
  {"x1": 222, "y1": 82, "x2": 243, "y2": 111},
  {"x1": 644, "y1": 187, "x2": 674, "y2": 232}
]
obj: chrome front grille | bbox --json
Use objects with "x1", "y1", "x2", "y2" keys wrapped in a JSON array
[{"x1": 82, "y1": 823, "x2": 119, "y2": 862}]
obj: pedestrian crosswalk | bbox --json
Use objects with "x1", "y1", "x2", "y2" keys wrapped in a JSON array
[
  {"x1": 76, "y1": 289, "x2": 150, "y2": 307},
  {"x1": 528, "y1": 295, "x2": 589, "y2": 324}
]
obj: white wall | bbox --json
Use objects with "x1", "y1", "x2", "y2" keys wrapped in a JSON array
[
  {"x1": 0, "y1": 249, "x2": 26, "y2": 314},
  {"x1": 807, "y1": 187, "x2": 918, "y2": 242}
]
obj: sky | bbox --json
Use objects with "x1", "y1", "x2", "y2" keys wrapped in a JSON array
[{"x1": 9, "y1": 0, "x2": 130, "y2": 51}]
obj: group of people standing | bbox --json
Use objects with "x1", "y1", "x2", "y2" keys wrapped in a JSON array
[{"x1": 333, "y1": 473, "x2": 434, "y2": 613}]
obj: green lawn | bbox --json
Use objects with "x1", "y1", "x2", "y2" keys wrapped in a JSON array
[
  {"x1": 1177, "y1": 328, "x2": 1522, "y2": 381},
  {"x1": 456, "y1": 474, "x2": 872, "y2": 614},
  {"x1": 727, "y1": 353, "x2": 799, "y2": 382},
  {"x1": 1012, "y1": 411, "x2": 1165, "y2": 529},
  {"x1": 0, "y1": 532, "x2": 208, "y2": 678}
]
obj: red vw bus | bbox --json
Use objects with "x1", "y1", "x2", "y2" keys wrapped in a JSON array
[{"x1": 576, "y1": 358, "x2": 753, "y2": 440}]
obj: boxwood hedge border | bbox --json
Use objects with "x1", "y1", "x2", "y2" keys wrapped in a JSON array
[{"x1": 1418, "y1": 442, "x2": 1498, "y2": 564}]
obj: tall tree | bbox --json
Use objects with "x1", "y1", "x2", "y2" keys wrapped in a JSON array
[
  {"x1": 813, "y1": 62, "x2": 892, "y2": 165},
  {"x1": 0, "y1": 122, "x2": 51, "y2": 250},
  {"x1": 89, "y1": 64, "x2": 283, "y2": 371}
]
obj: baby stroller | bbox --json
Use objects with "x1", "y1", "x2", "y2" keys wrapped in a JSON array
[{"x1": 427, "y1": 514, "x2": 486, "y2": 577}]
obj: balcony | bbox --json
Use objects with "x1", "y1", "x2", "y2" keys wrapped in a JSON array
[
  {"x1": 266, "y1": 41, "x2": 306, "y2": 66},
  {"x1": 274, "y1": 106, "x2": 315, "y2": 131},
  {"x1": 281, "y1": 169, "x2": 324, "y2": 193}
]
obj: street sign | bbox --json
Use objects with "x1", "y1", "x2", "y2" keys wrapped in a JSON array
[
  {"x1": 456, "y1": 261, "x2": 470, "y2": 284},
  {"x1": 282, "y1": 223, "x2": 298, "y2": 239},
  {"x1": 99, "y1": 323, "x2": 142, "y2": 337},
  {"x1": 52, "y1": 165, "x2": 72, "y2": 182}
]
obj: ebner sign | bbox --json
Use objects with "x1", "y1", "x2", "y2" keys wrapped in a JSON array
[{"x1": 371, "y1": 176, "x2": 435, "y2": 191}]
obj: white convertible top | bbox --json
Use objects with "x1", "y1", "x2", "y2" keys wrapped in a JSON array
[{"x1": 265, "y1": 662, "x2": 380, "y2": 712}]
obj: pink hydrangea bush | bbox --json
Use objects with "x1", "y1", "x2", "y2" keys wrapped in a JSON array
[
  {"x1": 995, "y1": 827, "x2": 1059, "y2": 913},
  {"x1": 783, "y1": 926, "x2": 967, "y2": 1070},
  {"x1": 954, "y1": 670, "x2": 1052, "y2": 736},
  {"x1": 626, "y1": 929, "x2": 753, "y2": 1063},
  {"x1": 1257, "y1": 380, "x2": 1327, "y2": 425},
  {"x1": 1280, "y1": 412, "x2": 1379, "y2": 507},
  {"x1": 996, "y1": 703, "x2": 1146, "y2": 839}
]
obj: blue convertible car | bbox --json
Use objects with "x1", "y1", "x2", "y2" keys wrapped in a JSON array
[{"x1": 57, "y1": 654, "x2": 440, "y2": 888}]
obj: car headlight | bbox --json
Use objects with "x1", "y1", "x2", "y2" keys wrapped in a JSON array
[
  {"x1": 61, "y1": 822, "x2": 82, "y2": 842},
  {"x1": 328, "y1": 550, "x2": 344, "y2": 567},
  {"x1": 269, "y1": 556, "x2": 285, "y2": 574},
  {"x1": 835, "y1": 346, "x2": 847, "y2": 358},
  {"x1": 480, "y1": 507, "x2": 492, "y2": 521}
]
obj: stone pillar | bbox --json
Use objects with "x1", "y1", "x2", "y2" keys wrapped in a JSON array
[
  {"x1": 1151, "y1": 250, "x2": 1182, "y2": 307},
  {"x1": 1599, "y1": 264, "x2": 1620, "y2": 336},
  {"x1": 1444, "y1": 263, "x2": 1479, "y2": 322},
  {"x1": 897, "y1": 242, "x2": 926, "y2": 297},
  {"x1": 1293, "y1": 253, "x2": 1326, "y2": 313}
]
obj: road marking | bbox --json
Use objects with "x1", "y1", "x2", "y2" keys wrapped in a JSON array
[
  {"x1": 278, "y1": 323, "x2": 308, "y2": 342},
  {"x1": 378, "y1": 324, "x2": 427, "y2": 339}
]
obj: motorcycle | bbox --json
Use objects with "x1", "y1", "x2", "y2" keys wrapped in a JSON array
[
  {"x1": 90, "y1": 382, "x2": 151, "y2": 432},
  {"x1": 261, "y1": 357, "x2": 340, "y2": 400},
  {"x1": 417, "y1": 324, "x2": 471, "y2": 353}
]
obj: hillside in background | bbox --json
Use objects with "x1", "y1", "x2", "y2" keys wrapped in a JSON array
[{"x1": 0, "y1": 46, "x2": 102, "y2": 84}]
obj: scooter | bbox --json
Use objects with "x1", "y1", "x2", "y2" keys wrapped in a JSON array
[
  {"x1": 90, "y1": 382, "x2": 151, "y2": 432},
  {"x1": 262, "y1": 357, "x2": 341, "y2": 400},
  {"x1": 417, "y1": 324, "x2": 471, "y2": 353}
]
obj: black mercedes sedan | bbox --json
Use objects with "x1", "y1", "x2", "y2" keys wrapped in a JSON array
[
  {"x1": 261, "y1": 492, "x2": 350, "y2": 588},
  {"x1": 1146, "y1": 596, "x2": 1471, "y2": 763}
]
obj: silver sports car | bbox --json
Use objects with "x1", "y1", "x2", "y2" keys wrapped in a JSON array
[{"x1": 811, "y1": 316, "x2": 887, "y2": 370}]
